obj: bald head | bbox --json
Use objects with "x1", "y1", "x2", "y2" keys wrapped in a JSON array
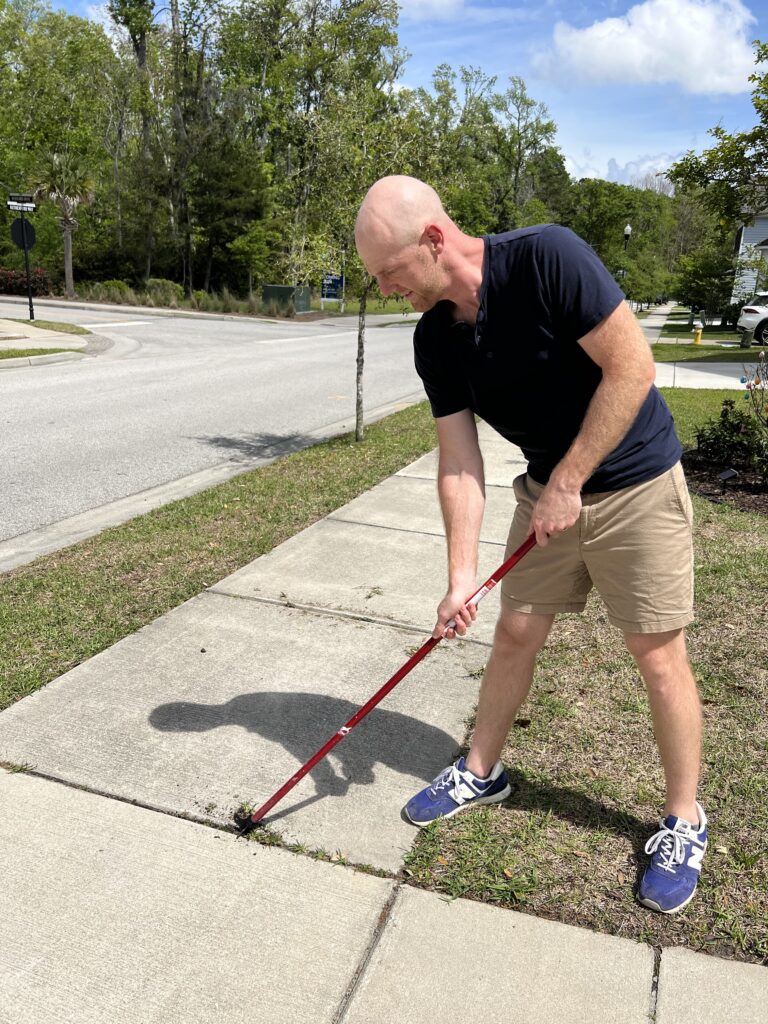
[
  {"x1": 355, "y1": 175, "x2": 448, "y2": 256},
  {"x1": 354, "y1": 175, "x2": 480, "y2": 313}
]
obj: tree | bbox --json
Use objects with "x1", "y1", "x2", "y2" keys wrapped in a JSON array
[
  {"x1": 668, "y1": 41, "x2": 768, "y2": 223},
  {"x1": 33, "y1": 152, "x2": 95, "y2": 297},
  {"x1": 487, "y1": 77, "x2": 556, "y2": 231}
]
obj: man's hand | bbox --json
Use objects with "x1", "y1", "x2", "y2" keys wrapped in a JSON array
[
  {"x1": 531, "y1": 481, "x2": 582, "y2": 546},
  {"x1": 433, "y1": 585, "x2": 478, "y2": 639}
]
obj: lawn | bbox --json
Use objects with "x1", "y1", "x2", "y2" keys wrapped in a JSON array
[
  {"x1": 651, "y1": 343, "x2": 759, "y2": 363},
  {"x1": 660, "y1": 324, "x2": 741, "y2": 343}
]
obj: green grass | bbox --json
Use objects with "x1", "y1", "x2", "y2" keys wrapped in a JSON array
[
  {"x1": 0, "y1": 402, "x2": 437, "y2": 711},
  {"x1": 651, "y1": 343, "x2": 758, "y2": 363},
  {"x1": 659, "y1": 388, "x2": 736, "y2": 447},
  {"x1": 660, "y1": 324, "x2": 741, "y2": 343},
  {"x1": 4, "y1": 318, "x2": 90, "y2": 335},
  {"x1": 0, "y1": 347, "x2": 72, "y2": 360}
]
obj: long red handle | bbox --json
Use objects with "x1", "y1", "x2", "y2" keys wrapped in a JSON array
[{"x1": 241, "y1": 533, "x2": 537, "y2": 828}]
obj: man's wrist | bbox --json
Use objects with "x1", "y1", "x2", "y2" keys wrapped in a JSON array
[{"x1": 548, "y1": 464, "x2": 587, "y2": 494}]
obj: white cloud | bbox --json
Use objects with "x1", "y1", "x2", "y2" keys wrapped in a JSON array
[
  {"x1": 564, "y1": 149, "x2": 685, "y2": 184},
  {"x1": 606, "y1": 152, "x2": 683, "y2": 184},
  {"x1": 536, "y1": 0, "x2": 756, "y2": 95}
]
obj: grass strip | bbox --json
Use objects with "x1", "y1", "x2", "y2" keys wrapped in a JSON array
[
  {"x1": 660, "y1": 324, "x2": 741, "y2": 343},
  {"x1": 0, "y1": 348, "x2": 73, "y2": 360},
  {"x1": 404, "y1": 388, "x2": 768, "y2": 964},
  {"x1": 651, "y1": 343, "x2": 758, "y2": 364},
  {"x1": 5, "y1": 319, "x2": 90, "y2": 335},
  {"x1": 0, "y1": 402, "x2": 437, "y2": 710}
]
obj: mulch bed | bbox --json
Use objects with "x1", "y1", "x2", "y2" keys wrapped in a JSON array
[{"x1": 682, "y1": 450, "x2": 768, "y2": 515}]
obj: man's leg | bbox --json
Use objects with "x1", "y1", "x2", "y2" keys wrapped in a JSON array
[
  {"x1": 623, "y1": 627, "x2": 702, "y2": 824},
  {"x1": 465, "y1": 608, "x2": 554, "y2": 778}
]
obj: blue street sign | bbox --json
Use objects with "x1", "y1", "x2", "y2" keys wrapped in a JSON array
[{"x1": 322, "y1": 273, "x2": 344, "y2": 300}]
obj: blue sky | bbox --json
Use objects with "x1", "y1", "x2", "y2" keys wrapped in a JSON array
[{"x1": 58, "y1": 0, "x2": 767, "y2": 184}]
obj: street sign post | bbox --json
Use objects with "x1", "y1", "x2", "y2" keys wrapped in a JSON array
[{"x1": 7, "y1": 193, "x2": 37, "y2": 321}]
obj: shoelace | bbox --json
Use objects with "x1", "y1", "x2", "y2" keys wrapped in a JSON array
[
  {"x1": 645, "y1": 823, "x2": 689, "y2": 873},
  {"x1": 431, "y1": 764, "x2": 462, "y2": 795}
]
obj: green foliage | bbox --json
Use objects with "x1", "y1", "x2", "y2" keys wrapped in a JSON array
[
  {"x1": 695, "y1": 397, "x2": 768, "y2": 482},
  {"x1": 668, "y1": 40, "x2": 768, "y2": 223},
  {"x1": 146, "y1": 278, "x2": 184, "y2": 304}
]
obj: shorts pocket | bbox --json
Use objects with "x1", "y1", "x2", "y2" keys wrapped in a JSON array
[{"x1": 669, "y1": 464, "x2": 694, "y2": 527}]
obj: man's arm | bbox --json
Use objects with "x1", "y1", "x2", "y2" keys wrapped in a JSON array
[
  {"x1": 532, "y1": 301, "x2": 656, "y2": 545},
  {"x1": 433, "y1": 408, "x2": 485, "y2": 639}
]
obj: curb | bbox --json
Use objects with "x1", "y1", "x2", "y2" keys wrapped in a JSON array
[{"x1": 0, "y1": 350, "x2": 87, "y2": 370}]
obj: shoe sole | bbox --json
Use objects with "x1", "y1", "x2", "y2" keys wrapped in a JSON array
[
  {"x1": 404, "y1": 783, "x2": 512, "y2": 828},
  {"x1": 637, "y1": 889, "x2": 697, "y2": 914}
]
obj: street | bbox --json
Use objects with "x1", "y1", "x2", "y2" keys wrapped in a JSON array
[{"x1": 0, "y1": 299, "x2": 424, "y2": 546}]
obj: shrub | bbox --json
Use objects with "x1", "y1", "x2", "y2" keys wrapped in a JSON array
[
  {"x1": 221, "y1": 286, "x2": 238, "y2": 313},
  {"x1": 696, "y1": 363, "x2": 768, "y2": 484},
  {"x1": 101, "y1": 279, "x2": 132, "y2": 296},
  {"x1": 146, "y1": 278, "x2": 184, "y2": 305},
  {"x1": 0, "y1": 266, "x2": 51, "y2": 296}
]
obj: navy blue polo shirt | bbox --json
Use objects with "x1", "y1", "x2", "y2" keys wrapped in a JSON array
[{"x1": 413, "y1": 224, "x2": 681, "y2": 493}]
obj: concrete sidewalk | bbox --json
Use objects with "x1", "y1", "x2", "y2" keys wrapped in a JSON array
[{"x1": 2, "y1": 421, "x2": 766, "y2": 1022}]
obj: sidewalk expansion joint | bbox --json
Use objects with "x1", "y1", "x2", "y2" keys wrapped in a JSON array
[
  {"x1": 648, "y1": 945, "x2": 662, "y2": 1022},
  {"x1": 332, "y1": 881, "x2": 402, "y2": 1024},
  {"x1": 204, "y1": 588, "x2": 494, "y2": 648},
  {"x1": 327, "y1": 514, "x2": 505, "y2": 546}
]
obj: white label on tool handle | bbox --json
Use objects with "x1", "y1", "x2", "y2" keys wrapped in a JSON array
[{"x1": 445, "y1": 585, "x2": 492, "y2": 631}]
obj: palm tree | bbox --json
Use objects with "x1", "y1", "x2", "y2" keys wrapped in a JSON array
[{"x1": 33, "y1": 153, "x2": 95, "y2": 299}]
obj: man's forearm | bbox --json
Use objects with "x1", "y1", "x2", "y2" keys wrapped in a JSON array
[{"x1": 438, "y1": 459, "x2": 485, "y2": 589}]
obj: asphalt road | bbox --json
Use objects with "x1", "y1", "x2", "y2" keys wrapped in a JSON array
[{"x1": 0, "y1": 299, "x2": 425, "y2": 545}]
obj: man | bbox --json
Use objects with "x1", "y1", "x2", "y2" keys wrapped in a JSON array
[{"x1": 354, "y1": 175, "x2": 707, "y2": 915}]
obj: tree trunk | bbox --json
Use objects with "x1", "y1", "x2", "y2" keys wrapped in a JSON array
[
  {"x1": 355, "y1": 284, "x2": 368, "y2": 442},
  {"x1": 62, "y1": 226, "x2": 74, "y2": 299}
]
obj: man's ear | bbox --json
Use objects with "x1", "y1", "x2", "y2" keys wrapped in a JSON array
[{"x1": 423, "y1": 223, "x2": 445, "y2": 254}]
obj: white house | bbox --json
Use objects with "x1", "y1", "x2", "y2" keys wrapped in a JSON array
[{"x1": 732, "y1": 212, "x2": 768, "y2": 301}]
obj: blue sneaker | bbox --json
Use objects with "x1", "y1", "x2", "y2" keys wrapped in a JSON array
[
  {"x1": 403, "y1": 756, "x2": 511, "y2": 827},
  {"x1": 638, "y1": 802, "x2": 708, "y2": 913}
]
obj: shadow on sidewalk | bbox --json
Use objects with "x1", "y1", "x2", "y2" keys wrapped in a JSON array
[{"x1": 150, "y1": 692, "x2": 460, "y2": 806}]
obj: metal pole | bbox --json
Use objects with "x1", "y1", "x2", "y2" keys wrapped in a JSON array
[{"x1": 20, "y1": 212, "x2": 34, "y2": 321}]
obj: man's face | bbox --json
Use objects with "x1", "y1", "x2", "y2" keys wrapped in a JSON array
[{"x1": 362, "y1": 239, "x2": 444, "y2": 312}]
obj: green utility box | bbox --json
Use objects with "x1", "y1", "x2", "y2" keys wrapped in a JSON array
[{"x1": 261, "y1": 284, "x2": 311, "y2": 313}]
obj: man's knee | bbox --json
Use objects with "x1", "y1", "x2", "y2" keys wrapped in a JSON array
[
  {"x1": 624, "y1": 628, "x2": 693, "y2": 688},
  {"x1": 494, "y1": 608, "x2": 553, "y2": 656}
]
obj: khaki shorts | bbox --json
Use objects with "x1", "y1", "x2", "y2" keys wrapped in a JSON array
[{"x1": 500, "y1": 463, "x2": 694, "y2": 634}]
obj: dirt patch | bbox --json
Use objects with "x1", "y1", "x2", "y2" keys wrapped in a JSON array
[{"x1": 682, "y1": 451, "x2": 768, "y2": 515}]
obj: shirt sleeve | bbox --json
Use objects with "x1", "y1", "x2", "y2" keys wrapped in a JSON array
[
  {"x1": 536, "y1": 225, "x2": 625, "y2": 341},
  {"x1": 413, "y1": 317, "x2": 472, "y2": 419}
]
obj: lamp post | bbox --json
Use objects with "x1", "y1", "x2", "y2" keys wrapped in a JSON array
[{"x1": 623, "y1": 223, "x2": 632, "y2": 251}]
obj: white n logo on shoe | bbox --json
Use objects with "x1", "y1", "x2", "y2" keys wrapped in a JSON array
[{"x1": 687, "y1": 844, "x2": 706, "y2": 871}]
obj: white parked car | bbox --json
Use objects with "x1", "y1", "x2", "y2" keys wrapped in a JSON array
[{"x1": 736, "y1": 292, "x2": 768, "y2": 343}]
